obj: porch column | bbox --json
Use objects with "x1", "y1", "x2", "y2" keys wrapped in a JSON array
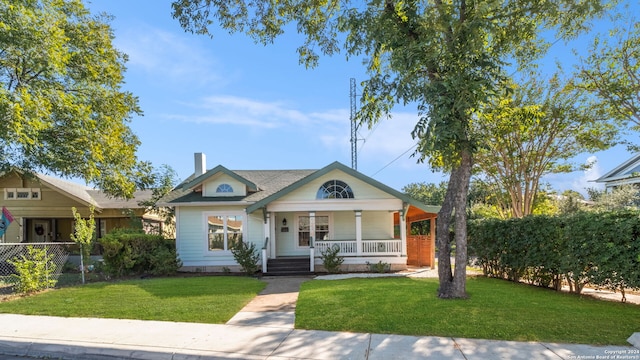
[
  {"x1": 309, "y1": 212, "x2": 316, "y2": 246},
  {"x1": 430, "y1": 217, "x2": 436, "y2": 269},
  {"x1": 270, "y1": 213, "x2": 277, "y2": 259},
  {"x1": 263, "y1": 212, "x2": 270, "y2": 250},
  {"x1": 355, "y1": 211, "x2": 362, "y2": 255},
  {"x1": 400, "y1": 209, "x2": 407, "y2": 257},
  {"x1": 309, "y1": 212, "x2": 316, "y2": 272},
  {"x1": 262, "y1": 212, "x2": 270, "y2": 273}
]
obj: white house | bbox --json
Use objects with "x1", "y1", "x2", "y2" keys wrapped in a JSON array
[
  {"x1": 161, "y1": 153, "x2": 439, "y2": 274},
  {"x1": 594, "y1": 153, "x2": 640, "y2": 191}
]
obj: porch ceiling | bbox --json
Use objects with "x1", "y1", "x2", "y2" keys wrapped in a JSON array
[{"x1": 394, "y1": 205, "x2": 437, "y2": 225}]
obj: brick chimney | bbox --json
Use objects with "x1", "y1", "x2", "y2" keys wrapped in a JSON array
[{"x1": 194, "y1": 152, "x2": 206, "y2": 176}]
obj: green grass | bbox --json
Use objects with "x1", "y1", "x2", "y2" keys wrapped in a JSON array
[
  {"x1": 0, "y1": 276, "x2": 265, "y2": 324},
  {"x1": 2, "y1": 275, "x2": 637, "y2": 345},
  {"x1": 295, "y1": 276, "x2": 640, "y2": 345}
]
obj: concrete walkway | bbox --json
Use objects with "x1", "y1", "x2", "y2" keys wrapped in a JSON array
[
  {"x1": 0, "y1": 273, "x2": 638, "y2": 359},
  {"x1": 226, "y1": 275, "x2": 312, "y2": 328}
]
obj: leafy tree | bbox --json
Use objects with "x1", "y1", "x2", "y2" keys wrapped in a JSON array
[
  {"x1": 0, "y1": 0, "x2": 151, "y2": 198},
  {"x1": 474, "y1": 75, "x2": 617, "y2": 218},
  {"x1": 557, "y1": 189, "x2": 588, "y2": 214},
  {"x1": 403, "y1": 181, "x2": 447, "y2": 206},
  {"x1": 575, "y1": 9, "x2": 640, "y2": 129},
  {"x1": 172, "y1": 0, "x2": 609, "y2": 298},
  {"x1": 530, "y1": 186, "x2": 560, "y2": 216},
  {"x1": 467, "y1": 179, "x2": 511, "y2": 219},
  {"x1": 137, "y1": 164, "x2": 179, "y2": 237},
  {"x1": 403, "y1": 181, "x2": 446, "y2": 233},
  {"x1": 71, "y1": 206, "x2": 96, "y2": 284},
  {"x1": 590, "y1": 184, "x2": 640, "y2": 211}
]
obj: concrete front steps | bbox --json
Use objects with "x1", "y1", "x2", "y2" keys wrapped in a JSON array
[{"x1": 265, "y1": 257, "x2": 314, "y2": 276}]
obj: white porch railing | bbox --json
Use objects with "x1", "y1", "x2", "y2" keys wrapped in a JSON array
[{"x1": 315, "y1": 240, "x2": 401, "y2": 256}]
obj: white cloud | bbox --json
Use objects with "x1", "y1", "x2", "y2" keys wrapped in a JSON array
[
  {"x1": 571, "y1": 155, "x2": 604, "y2": 195},
  {"x1": 115, "y1": 25, "x2": 226, "y2": 87},
  {"x1": 356, "y1": 112, "x2": 422, "y2": 166},
  {"x1": 166, "y1": 93, "x2": 426, "y2": 171},
  {"x1": 169, "y1": 95, "x2": 344, "y2": 128}
]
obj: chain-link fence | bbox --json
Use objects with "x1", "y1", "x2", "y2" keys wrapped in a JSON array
[{"x1": 0, "y1": 242, "x2": 74, "y2": 294}]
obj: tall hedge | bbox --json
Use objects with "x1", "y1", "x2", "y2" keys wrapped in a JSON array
[
  {"x1": 99, "y1": 230, "x2": 181, "y2": 277},
  {"x1": 468, "y1": 211, "x2": 640, "y2": 301}
]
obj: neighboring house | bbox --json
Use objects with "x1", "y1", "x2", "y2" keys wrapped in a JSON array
[
  {"x1": 594, "y1": 153, "x2": 640, "y2": 191},
  {"x1": 161, "y1": 153, "x2": 439, "y2": 274},
  {"x1": 0, "y1": 170, "x2": 165, "y2": 245}
]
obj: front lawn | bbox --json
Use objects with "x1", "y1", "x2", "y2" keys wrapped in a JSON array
[
  {"x1": 296, "y1": 276, "x2": 640, "y2": 345},
  {"x1": 0, "y1": 276, "x2": 265, "y2": 324}
]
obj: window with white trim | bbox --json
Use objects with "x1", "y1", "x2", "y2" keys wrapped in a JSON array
[
  {"x1": 316, "y1": 180, "x2": 354, "y2": 199},
  {"x1": 4, "y1": 188, "x2": 40, "y2": 200},
  {"x1": 207, "y1": 213, "x2": 244, "y2": 251},
  {"x1": 216, "y1": 184, "x2": 233, "y2": 193},
  {"x1": 297, "y1": 215, "x2": 330, "y2": 247}
]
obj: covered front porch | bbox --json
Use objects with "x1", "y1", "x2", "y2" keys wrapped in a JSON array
[{"x1": 259, "y1": 203, "x2": 436, "y2": 274}]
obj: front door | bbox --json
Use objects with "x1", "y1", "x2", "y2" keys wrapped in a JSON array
[{"x1": 33, "y1": 220, "x2": 49, "y2": 242}]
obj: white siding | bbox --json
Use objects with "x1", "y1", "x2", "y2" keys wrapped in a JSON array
[
  {"x1": 332, "y1": 212, "x2": 355, "y2": 240},
  {"x1": 202, "y1": 173, "x2": 247, "y2": 197},
  {"x1": 362, "y1": 211, "x2": 394, "y2": 239}
]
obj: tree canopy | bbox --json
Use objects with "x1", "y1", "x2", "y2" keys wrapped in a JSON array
[
  {"x1": 474, "y1": 74, "x2": 618, "y2": 218},
  {"x1": 172, "y1": 0, "x2": 610, "y2": 298},
  {"x1": 576, "y1": 9, "x2": 640, "y2": 129},
  {"x1": 0, "y1": 0, "x2": 151, "y2": 198}
]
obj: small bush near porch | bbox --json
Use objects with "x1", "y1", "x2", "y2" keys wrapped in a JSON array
[
  {"x1": 0, "y1": 276, "x2": 264, "y2": 324},
  {"x1": 295, "y1": 277, "x2": 640, "y2": 345}
]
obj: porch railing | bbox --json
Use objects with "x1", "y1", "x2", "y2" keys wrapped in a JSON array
[{"x1": 315, "y1": 239, "x2": 401, "y2": 256}]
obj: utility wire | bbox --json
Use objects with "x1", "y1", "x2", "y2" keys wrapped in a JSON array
[
  {"x1": 358, "y1": 119, "x2": 382, "y2": 152},
  {"x1": 368, "y1": 33, "x2": 566, "y2": 177},
  {"x1": 371, "y1": 143, "x2": 419, "y2": 177}
]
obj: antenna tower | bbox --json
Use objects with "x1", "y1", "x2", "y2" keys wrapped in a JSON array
[{"x1": 350, "y1": 78, "x2": 358, "y2": 170}]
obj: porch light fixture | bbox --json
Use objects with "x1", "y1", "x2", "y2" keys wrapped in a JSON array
[{"x1": 282, "y1": 218, "x2": 287, "y2": 226}]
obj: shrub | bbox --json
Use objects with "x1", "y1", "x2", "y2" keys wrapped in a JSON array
[
  {"x1": 99, "y1": 230, "x2": 181, "y2": 277},
  {"x1": 468, "y1": 210, "x2": 640, "y2": 301},
  {"x1": 9, "y1": 246, "x2": 57, "y2": 294},
  {"x1": 367, "y1": 260, "x2": 390, "y2": 273},
  {"x1": 231, "y1": 241, "x2": 260, "y2": 275},
  {"x1": 320, "y1": 244, "x2": 344, "y2": 274}
]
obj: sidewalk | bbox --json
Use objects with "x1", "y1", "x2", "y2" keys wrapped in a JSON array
[{"x1": 0, "y1": 274, "x2": 638, "y2": 360}]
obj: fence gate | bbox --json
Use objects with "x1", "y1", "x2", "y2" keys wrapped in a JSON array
[
  {"x1": 407, "y1": 235, "x2": 434, "y2": 267},
  {"x1": 0, "y1": 242, "x2": 74, "y2": 294}
]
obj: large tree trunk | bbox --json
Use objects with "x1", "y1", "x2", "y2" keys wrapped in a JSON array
[{"x1": 437, "y1": 149, "x2": 473, "y2": 299}]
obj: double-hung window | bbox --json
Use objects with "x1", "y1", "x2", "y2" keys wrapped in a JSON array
[
  {"x1": 297, "y1": 215, "x2": 329, "y2": 247},
  {"x1": 207, "y1": 213, "x2": 244, "y2": 251}
]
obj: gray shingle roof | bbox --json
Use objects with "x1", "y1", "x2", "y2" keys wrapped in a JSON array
[
  {"x1": 36, "y1": 174, "x2": 152, "y2": 209},
  {"x1": 161, "y1": 168, "x2": 316, "y2": 205},
  {"x1": 87, "y1": 190, "x2": 154, "y2": 209},
  {"x1": 162, "y1": 162, "x2": 440, "y2": 215}
]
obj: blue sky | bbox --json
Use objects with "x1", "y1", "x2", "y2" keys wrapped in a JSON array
[{"x1": 86, "y1": 0, "x2": 636, "y2": 195}]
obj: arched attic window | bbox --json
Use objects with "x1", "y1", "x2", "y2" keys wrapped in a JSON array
[
  {"x1": 316, "y1": 180, "x2": 354, "y2": 199},
  {"x1": 216, "y1": 184, "x2": 234, "y2": 193}
]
